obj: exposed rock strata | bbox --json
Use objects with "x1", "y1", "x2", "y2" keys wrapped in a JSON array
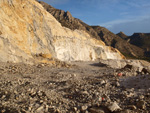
[
  {"x1": 0, "y1": 0, "x2": 123, "y2": 64},
  {"x1": 38, "y1": 1, "x2": 100, "y2": 39},
  {"x1": 39, "y1": 1, "x2": 145, "y2": 59},
  {"x1": 92, "y1": 26, "x2": 145, "y2": 58}
]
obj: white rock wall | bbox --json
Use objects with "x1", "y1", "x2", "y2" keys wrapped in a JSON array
[
  {"x1": 0, "y1": 0, "x2": 124, "y2": 64},
  {"x1": 52, "y1": 35, "x2": 123, "y2": 61}
]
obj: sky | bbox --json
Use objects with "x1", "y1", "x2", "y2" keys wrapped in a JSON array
[{"x1": 41, "y1": 0, "x2": 150, "y2": 35}]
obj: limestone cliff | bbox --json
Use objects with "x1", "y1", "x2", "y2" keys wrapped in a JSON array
[
  {"x1": 0, "y1": 0, "x2": 124, "y2": 64},
  {"x1": 39, "y1": 1, "x2": 146, "y2": 59}
]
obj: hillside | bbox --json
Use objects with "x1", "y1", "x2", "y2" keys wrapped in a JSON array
[
  {"x1": 0, "y1": 0, "x2": 124, "y2": 64},
  {"x1": 38, "y1": 1, "x2": 100, "y2": 39},
  {"x1": 39, "y1": 1, "x2": 146, "y2": 59},
  {"x1": 116, "y1": 31, "x2": 128, "y2": 39},
  {"x1": 0, "y1": 1, "x2": 150, "y2": 113},
  {"x1": 128, "y1": 33, "x2": 150, "y2": 57},
  {"x1": 91, "y1": 26, "x2": 145, "y2": 58}
]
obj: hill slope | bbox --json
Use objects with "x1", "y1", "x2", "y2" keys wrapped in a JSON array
[
  {"x1": 92, "y1": 26, "x2": 145, "y2": 58},
  {"x1": 0, "y1": 0, "x2": 123, "y2": 64},
  {"x1": 39, "y1": 1, "x2": 145, "y2": 59},
  {"x1": 38, "y1": 1, "x2": 100, "y2": 39},
  {"x1": 128, "y1": 33, "x2": 150, "y2": 57},
  {"x1": 116, "y1": 31, "x2": 128, "y2": 39}
]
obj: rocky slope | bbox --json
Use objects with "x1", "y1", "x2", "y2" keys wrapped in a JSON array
[
  {"x1": 116, "y1": 32, "x2": 150, "y2": 58},
  {"x1": 0, "y1": 0, "x2": 124, "y2": 64},
  {"x1": 38, "y1": 1, "x2": 100, "y2": 39},
  {"x1": 116, "y1": 31, "x2": 128, "y2": 40},
  {"x1": 91, "y1": 26, "x2": 145, "y2": 58},
  {"x1": 39, "y1": 1, "x2": 145, "y2": 59},
  {"x1": 128, "y1": 33, "x2": 150, "y2": 57}
]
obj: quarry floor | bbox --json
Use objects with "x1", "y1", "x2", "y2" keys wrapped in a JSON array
[{"x1": 0, "y1": 61, "x2": 150, "y2": 113}]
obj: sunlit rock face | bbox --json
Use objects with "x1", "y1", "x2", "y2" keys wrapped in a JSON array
[
  {"x1": 53, "y1": 34, "x2": 124, "y2": 61},
  {"x1": 0, "y1": 0, "x2": 56, "y2": 63},
  {"x1": 0, "y1": 0, "x2": 124, "y2": 64}
]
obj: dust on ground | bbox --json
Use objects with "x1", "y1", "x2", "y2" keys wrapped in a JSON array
[{"x1": 0, "y1": 61, "x2": 150, "y2": 113}]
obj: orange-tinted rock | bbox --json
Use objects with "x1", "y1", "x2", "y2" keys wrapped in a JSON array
[{"x1": 0, "y1": 0, "x2": 124, "y2": 64}]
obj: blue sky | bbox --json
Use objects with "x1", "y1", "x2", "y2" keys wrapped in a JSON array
[{"x1": 41, "y1": 0, "x2": 150, "y2": 35}]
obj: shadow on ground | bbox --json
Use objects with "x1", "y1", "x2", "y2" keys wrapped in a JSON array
[{"x1": 89, "y1": 63, "x2": 107, "y2": 67}]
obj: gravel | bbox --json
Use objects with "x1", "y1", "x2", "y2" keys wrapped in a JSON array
[{"x1": 0, "y1": 61, "x2": 150, "y2": 113}]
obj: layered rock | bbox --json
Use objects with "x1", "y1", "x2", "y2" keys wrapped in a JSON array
[
  {"x1": 38, "y1": 1, "x2": 100, "y2": 39},
  {"x1": 39, "y1": 1, "x2": 145, "y2": 59},
  {"x1": 91, "y1": 26, "x2": 145, "y2": 58},
  {"x1": 0, "y1": 0, "x2": 56, "y2": 64},
  {"x1": 0, "y1": 0, "x2": 124, "y2": 64}
]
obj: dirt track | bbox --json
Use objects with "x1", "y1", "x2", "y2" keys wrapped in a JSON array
[{"x1": 0, "y1": 61, "x2": 150, "y2": 113}]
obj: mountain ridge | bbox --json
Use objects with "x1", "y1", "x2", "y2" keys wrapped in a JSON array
[
  {"x1": 116, "y1": 31, "x2": 128, "y2": 39},
  {"x1": 128, "y1": 33, "x2": 150, "y2": 57}
]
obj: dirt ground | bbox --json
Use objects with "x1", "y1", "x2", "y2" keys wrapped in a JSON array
[{"x1": 0, "y1": 61, "x2": 150, "y2": 113}]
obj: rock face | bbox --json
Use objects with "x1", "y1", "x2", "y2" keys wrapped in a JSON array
[
  {"x1": 39, "y1": 1, "x2": 145, "y2": 59},
  {"x1": 38, "y1": 1, "x2": 100, "y2": 39},
  {"x1": 0, "y1": 0, "x2": 123, "y2": 64},
  {"x1": 92, "y1": 26, "x2": 145, "y2": 58},
  {"x1": 0, "y1": 0, "x2": 55, "y2": 64}
]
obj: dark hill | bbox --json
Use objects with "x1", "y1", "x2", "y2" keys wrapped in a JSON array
[
  {"x1": 116, "y1": 31, "x2": 128, "y2": 40},
  {"x1": 128, "y1": 33, "x2": 150, "y2": 57},
  {"x1": 91, "y1": 26, "x2": 144, "y2": 58}
]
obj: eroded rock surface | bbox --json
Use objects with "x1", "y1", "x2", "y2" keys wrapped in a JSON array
[
  {"x1": 0, "y1": 0, "x2": 124, "y2": 64},
  {"x1": 39, "y1": 1, "x2": 146, "y2": 59}
]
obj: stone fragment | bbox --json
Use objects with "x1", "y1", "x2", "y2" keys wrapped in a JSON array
[
  {"x1": 136, "y1": 100, "x2": 146, "y2": 109},
  {"x1": 141, "y1": 68, "x2": 149, "y2": 74},
  {"x1": 128, "y1": 105, "x2": 137, "y2": 110},
  {"x1": 36, "y1": 106, "x2": 44, "y2": 113},
  {"x1": 81, "y1": 106, "x2": 88, "y2": 111},
  {"x1": 45, "y1": 105, "x2": 49, "y2": 112},
  {"x1": 73, "y1": 107, "x2": 78, "y2": 112},
  {"x1": 88, "y1": 107, "x2": 105, "y2": 113},
  {"x1": 116, "y1": 82, "x2": 120, "y2": 87},
  {"x1": 100, "y1": 80, "x2": 106, "y2": 85},
  {"x1": 120, "y1": 109, "x2": 134, "y2": 113},
  {"x1": 139, "y1": 95, "x2": 144, "y2": 99},
  {"x1": 108, "y1": 102, "x2": 121, "y2": 112},
  {"x1": 81, "y1": 91, "x2": 89, "y2": 95}
]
